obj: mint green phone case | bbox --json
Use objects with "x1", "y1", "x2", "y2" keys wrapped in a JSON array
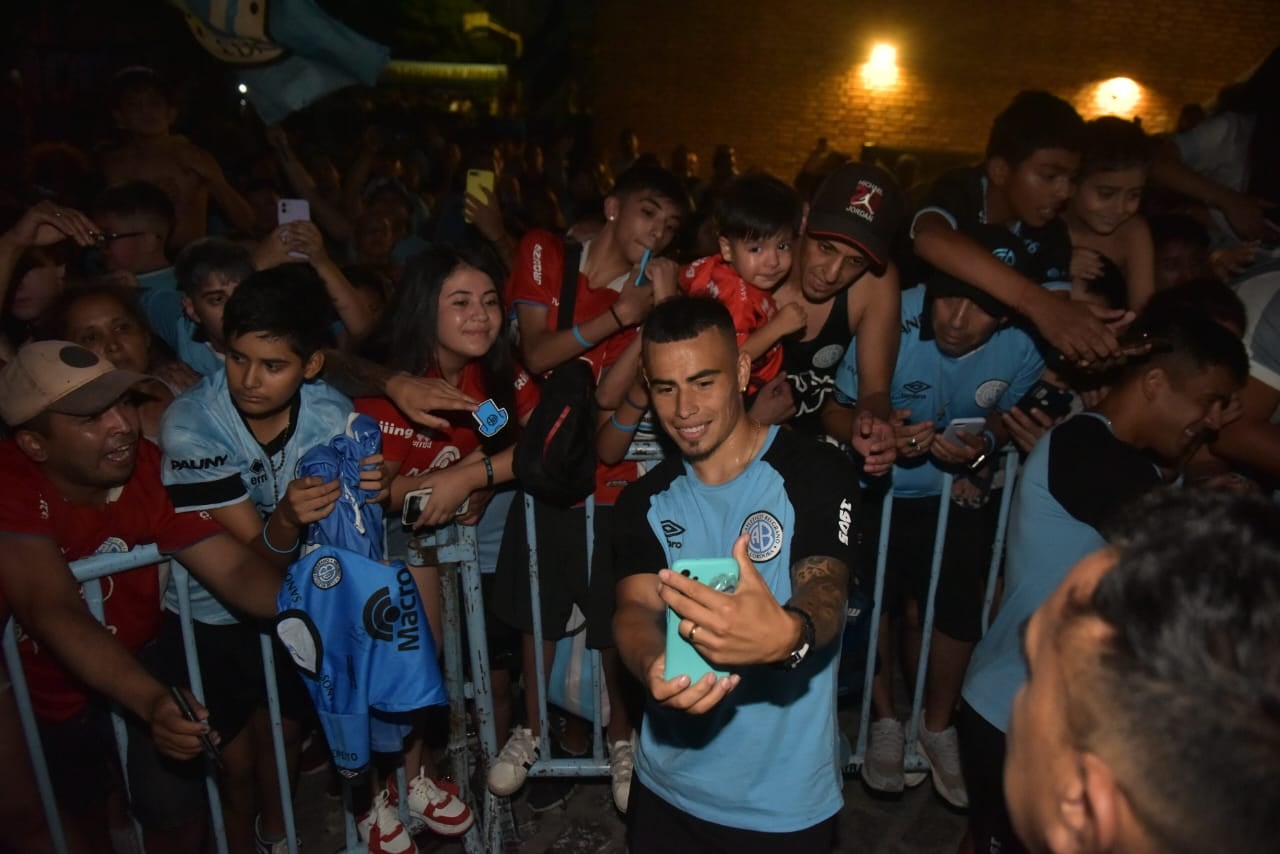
[{"x1": 664, "y1": 557, "x2": 739, "y2": 682}]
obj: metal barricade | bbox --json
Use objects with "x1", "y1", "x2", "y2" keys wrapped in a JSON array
[{"x1": 4, "y1": 547, "x2": 301, "y2": 854}]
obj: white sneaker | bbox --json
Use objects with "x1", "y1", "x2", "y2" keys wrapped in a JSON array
[
  {"x1": 358, "y1": 789, "x2": 417, "y2": 854},
  {"x1": 861, "y1": 718, "x2": 906, "y2": 793},
  {"x1": 391, "y1": 769, "x2": 475, "y2": 837},
  {"x1": 487, "y1": 726, "x2": 539, "y2": 796},
  {"x1": 608, "y1": 737, "x2": 635, "y2": 813},
  {"x1": 918, "y1": 724, "x2": 969, "y2": 808}
]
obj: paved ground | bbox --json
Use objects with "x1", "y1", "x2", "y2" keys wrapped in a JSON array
[{"x1": 298, "y1": 709, "x2": 967, "y2": 853}]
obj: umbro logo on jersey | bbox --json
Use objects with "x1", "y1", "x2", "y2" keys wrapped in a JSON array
[
  {"x1": 661, "y1": 519, "x2": 685, "y2": 547},
  {"x1": 903, "y1": 380, "x2": 931, "y2": 395}
]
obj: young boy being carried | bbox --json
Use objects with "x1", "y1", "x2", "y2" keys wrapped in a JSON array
[{"x1": 682, "y1": 172, "x2": 806, "y2": 395}]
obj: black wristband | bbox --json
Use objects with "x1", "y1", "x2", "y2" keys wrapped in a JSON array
[
  {"x1": 777, "y1": 605, "x2": 816, "y2": 670},
  {"x1": 608, "y1": 305, "x2": 625, "y2": 329},
  {"x1": 482, "y1": 455, "x2": 494, "y2": 488}
]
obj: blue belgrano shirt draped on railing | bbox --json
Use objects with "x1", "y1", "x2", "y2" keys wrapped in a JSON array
[{"x1": 5, "y1": 443, "x2": 1020, "y2": 853}]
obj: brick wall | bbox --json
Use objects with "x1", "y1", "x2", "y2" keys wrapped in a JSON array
[{"x1": 589, "y1": 0, "x2": 1280, "y2": 181}]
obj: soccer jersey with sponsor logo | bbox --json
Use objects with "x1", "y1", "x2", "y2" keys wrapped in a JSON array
[
  {"x1": 276, "y1": 545, "x2": 446, "y2": 777},
  {"x1": 159, "y1": 368, "x2": 353, "y2": 623},
  {"x1": 835, "y1": 286, "x2": 1043, "y2": 496},
  {"x1": 962, "y1": 413, "x2": 1161, "y2": 732},
  {"x1": 507, "y1": 230, "x2": 642, "y2": 504},
  {"x1": 0, "y1": 439, "x2": 222, "y2": 720},
  {"x1": 612, "y1": 426, "x2": 858, "y2": 832},
  {"x1": 354, "y1": 361, "x2": 539, "y2": 478},
  {"x1": 909, "y1": 167, "x2": 1072, "y2": 290}
]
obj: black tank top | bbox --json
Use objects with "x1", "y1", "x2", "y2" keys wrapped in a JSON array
[{"x1": 782, "y1": 291, "x2": 852, "y2": 433}]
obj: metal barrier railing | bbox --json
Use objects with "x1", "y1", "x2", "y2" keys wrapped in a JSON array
[{"x1": 5, "y1": 441, "x2": 1020, "y2": 854}]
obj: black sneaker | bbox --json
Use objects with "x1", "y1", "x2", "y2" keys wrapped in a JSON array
[{"x1": 526, "y1": 778, "x2": 577, "y2": 814}]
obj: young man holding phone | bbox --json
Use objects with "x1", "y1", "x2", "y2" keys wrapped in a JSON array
[
  {"x1": 613, "y1": 297, "x2": 857, "y2": 852},
  {"x1": 822, "y1": 225, "x2": 1043, "y2": 806}
]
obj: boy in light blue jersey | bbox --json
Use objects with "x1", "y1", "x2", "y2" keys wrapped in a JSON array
[
  {"x1": 158, "y1": 264, "x2": 386, "y2": 853},
  {"x1": 823, "y1": 225, "x2": 1042, "y2": 806}
]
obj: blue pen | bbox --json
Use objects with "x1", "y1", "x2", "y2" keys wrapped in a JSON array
[{"x1": 635, "y1": 248, "x2": 652, "y2": 285}]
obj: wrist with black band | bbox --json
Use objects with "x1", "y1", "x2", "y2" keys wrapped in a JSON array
[{"x1": 776, "y1": 604, "x2": 816, "y2": 670}]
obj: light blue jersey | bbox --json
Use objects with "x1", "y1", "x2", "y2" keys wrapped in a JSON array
[
  {"x1": 835, "y1": 286, "x2": 1043, "y2": 497},
  {"x1": 139, "y1": 288, "x2": 226, "y2": 378},
  {"x1": 613, "y1": 427, "x2": 858, "y2": 832},
  {"x1": 159, "y1": 368, "x2": 353, "y2": 623}
]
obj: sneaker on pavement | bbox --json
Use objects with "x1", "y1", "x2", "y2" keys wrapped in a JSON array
[
  {"x1": 918, "y1": 724, "x2": 969, "y2": 808},
  {"x1": 861, "y1": 718, "x2": 906, "y2": 793},
  {"x1": 488, "y1": 726, "x2": 539, "y2": 796},
  {"x1": 608, "y1": 737, "x2": 634, "y2": 813},
  {"x1": 358, "y1": 789, "x2": 417, "y2": 854},
  {"x1": 253, "y1": 814, "x2": 299, "y2": 854},
  {"x1": 389, "y1": 770, "x2": 475, "y2": 837},
  {"x1": 525, "y1": 777, "x2": 576, "y2": 814}
]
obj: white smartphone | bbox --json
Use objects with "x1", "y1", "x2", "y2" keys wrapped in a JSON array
[
  {"x1": 940, "y1": 417, "x2": 987, "y2": 445},
  {"x1": 277, "y1": 198, "x2": 311, "y2": 225},
  {"x1": 401, "y1": 488, "x2": 470, "y2": 527}
]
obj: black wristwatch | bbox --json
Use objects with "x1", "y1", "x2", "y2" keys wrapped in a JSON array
[{"x1": 777, "y1": 605, "x2": 816, "y2": 670}]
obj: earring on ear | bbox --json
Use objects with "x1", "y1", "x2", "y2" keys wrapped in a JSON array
[{"x1": 608, "y1": 215, "x2": 616, "y2": 221}]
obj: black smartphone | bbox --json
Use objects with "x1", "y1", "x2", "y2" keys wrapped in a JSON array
[
  {"x1": 170, "y1": 686, "x2": 224, "y2": 769},
  {"x1": 1014, "y1": 380, "x2": 1074, "y2": 421}
]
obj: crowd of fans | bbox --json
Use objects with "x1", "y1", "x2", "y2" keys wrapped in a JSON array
[{"x1": 1, "y1": 43, "x2": 1278, "y2": 854}]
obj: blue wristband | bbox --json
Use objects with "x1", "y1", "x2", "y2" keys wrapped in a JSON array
[
  {"x1": 610, "y1": 415, "x2": 638, "y2": 433},
  {"x1": 263, "y1": 522, "x2": 300, "y2": 555},
  {"x1": 572, "y1": 324, "x2": 592, "y2": 348}
]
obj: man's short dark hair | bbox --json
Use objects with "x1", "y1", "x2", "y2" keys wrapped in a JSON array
[
  {"x1": 715, "y1": 172, "x2": 802, "y2": 242},
  {"x1": 612, "y1": 164, "x2": 691, "y2": 216},
  {"x1": 174, "y1": 238, "x2": 255, "y2": 298},
  {"x1": 986, "y1": 90, "x2": 1085, "y2": 166},
  {"x1": 1121, "y1": 300, "x2": 1249, "y2": 386},
  {"x1": 1147, "y1": 213, "x2": 1211, "y2": 252},
  {"x1": 90, "y1": 181, "x2": 176, "y2": 241},
  {"x1": 643, "y1": 296, "x2": 736, "y2": 349},
  {"x1": 109, "y1": 66, "x2": 172, "y2": 111},
  {"x1": 1144, "y1": 279, "x2": 1247, "y2": 335},
  {"x1": 1065, "y1": 489, "x2": 1280, "y2": 854},
  {"x1": 222, "y1": 264, "x2": 335, "y2": 360},
  {"x1": 1079, "y1": 116, "x2": 1150, "y2": 178}
]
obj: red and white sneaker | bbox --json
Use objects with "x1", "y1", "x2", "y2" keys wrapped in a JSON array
[
  {"x1": 388, "y1": 769, "x2": 475, "y2": 837},
  {"x1": 357, "y1": 789, "x2": 417, "y2": 854}
]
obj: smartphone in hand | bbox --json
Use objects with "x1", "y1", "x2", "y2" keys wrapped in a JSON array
[
  {"x1": 664, "y1": 558, "x2": 740, "y2": 683},
  {"x1": 464, "y1": 170, "x2": 495, "y2": 223}
]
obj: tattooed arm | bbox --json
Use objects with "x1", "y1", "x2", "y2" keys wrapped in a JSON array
[{"x1": 785, "y1": 554, "x2": 849, "y2": 649}]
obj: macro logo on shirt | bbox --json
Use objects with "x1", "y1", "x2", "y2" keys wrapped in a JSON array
[
  {"x1": 312, "y1": 556, "x2": 343, "y2": 590},
  {"x1": 361, "y1": 566, "x2": 423, "y2": 651},
  {"x1": 660, "y1": 519, "x2": 685, "y2": 548},
  {"x1": 975, "y1": 379, "x2": 1009, "y2": 409},
  {"x1": 741, "y1": 511, "x2": 784, "y2": 562}
]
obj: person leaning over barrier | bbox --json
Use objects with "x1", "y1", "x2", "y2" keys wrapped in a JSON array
[
  {"x1": 0, "y1": 340, "x2": 286, "y2": 853},
  {"x1": 613, "y1": 297, "x2": 858, "y2": 853}
]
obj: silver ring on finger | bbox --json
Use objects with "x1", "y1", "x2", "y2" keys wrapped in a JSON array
[
  {"x1": 909, "y1": 436, "x2": 918, "y2": 449},
  {"x1": 688, "y1": 624, "x2": 700, "y2": 644}
]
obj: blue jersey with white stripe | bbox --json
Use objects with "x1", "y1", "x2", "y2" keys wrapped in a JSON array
[
  {"x1": 612, "y1": 426, "x2": 858, "y2": 832},
  {"x1": 835, "y1": 286, "x2": 1043, "y2": 496}
]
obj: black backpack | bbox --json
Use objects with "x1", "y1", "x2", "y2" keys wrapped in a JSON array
[{"x1": 513, "y1": 243, "x2": 599, "y2": 505}]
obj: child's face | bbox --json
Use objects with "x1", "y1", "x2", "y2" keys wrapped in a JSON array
[
  {"x1": 1000, "y1": 148, "x2": 1079, "y2": 229},
  {"x1": 435, "y1": 265, "x2": 502, "y2": 364},
  {"x1": 607, "y1": 191, "x2": 684, "y2": 266},
  {"x1": 224, "y1": 331, "x2": 318, "y2": 419},
  {"x1": 1154, "y1": 241, "x2": 1210, "y2": 290},
  {"x1": 718, "y1": 233, "x2": 795, "y2": 291},
  {"x1": 182, "y1": 272, "x2": 241, "y2": 347},
  {"x1": 1070, "y1": 168, "x2": 1146, "y2": 236},
  {"x1": 113, "y1": 86, "x2": 174, "y2": 137}
]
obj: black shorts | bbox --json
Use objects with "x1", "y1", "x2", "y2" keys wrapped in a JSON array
[
  {"x1": 957, "y1": 701, "x2": 1028, "y2": 854},
  {"x1": 491, "y1": 495, "x2": 616, "y2": 648},
  {"x1": 627, "y1": 775, "x2": 837, "y2": 854},
  {"x1": 152, "y1": 613, "x2": 311, "y2": 743},
  {"x1": 36, "y1": 644, "x2": 206, "y2": 829},
  {"x1": 858, "y1": 491, "x2": 1000, "y2": 642}
]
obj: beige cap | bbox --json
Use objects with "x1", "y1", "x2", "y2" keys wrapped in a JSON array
[{"x1": 0, "y1": 341, "x2": 148, "y2": 427}]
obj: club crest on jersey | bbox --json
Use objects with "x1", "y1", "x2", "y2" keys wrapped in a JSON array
[
  {"x1": 741, "y1": 511, "x2": 784, "y2": 562},
  {"x1": 312, "y1": 556, "x2": 343, "y2": 590},
  {"x1": 847, "y1": 180, "x2": 883, "y2": 222}
]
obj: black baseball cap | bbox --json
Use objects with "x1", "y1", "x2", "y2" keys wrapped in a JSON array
[
  {"x1": 926, "y1": 224, "x2": 1025, "y2": 318},
  {"x1": 806, "y1": 163, "x2": 906, "y2": 269}
]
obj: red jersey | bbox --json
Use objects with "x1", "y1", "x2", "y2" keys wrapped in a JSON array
[
  {"x1": 355, "y1": 362, "x2": 540, "y2": 477},
  {"x1": 508, "y1": 230, "x2": 641, "y2": 504},
  {"x1": 682, "y1": 254, "x2": 782, "y2": 394},
  {"x1": 0, "y1": 439, "x2": 223, "y2": 721}
]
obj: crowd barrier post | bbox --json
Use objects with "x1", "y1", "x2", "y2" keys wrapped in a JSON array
[
  {"x1": 171, "y1": 561, "x2": 230, "y2": 854},
  {"x1": 982, "y1": 449, "x2": 1021, "y2": 634},
  {"x1": 849, "y1": 491, "x2": 896, "y2": 771}
]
